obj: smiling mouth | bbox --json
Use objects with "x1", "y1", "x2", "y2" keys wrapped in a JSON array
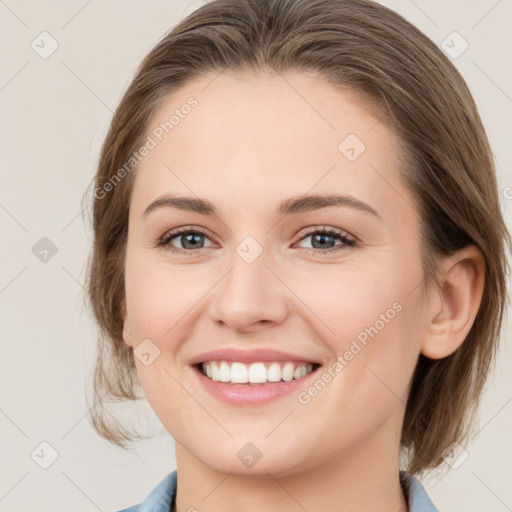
[{"x1": 193, "y1": 361, "x2": 322, "y2": 385}]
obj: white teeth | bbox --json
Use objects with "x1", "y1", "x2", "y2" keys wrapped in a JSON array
[
  {"x1": 200, "y1": 361, "x2": 315, "y2": 384},
  {"x1": 267, "y1": 362, "x2": 282, "y2": 382},
  {"x1": 231, "y1": 362, "x2": 248, "y2": 383},
  {"x1": 219, "y1": 361, "x2": 231, "y2": 382},
  {"x1": 282, "y1": 362, "x2": 295, "y2": 382},
  {"x1": 248, "y1": 362, "x2": 266, "y2": 383}
]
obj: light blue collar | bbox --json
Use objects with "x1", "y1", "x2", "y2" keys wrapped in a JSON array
[{"x1": 118, "y1": 469, "x2": 439, "y2": 512}]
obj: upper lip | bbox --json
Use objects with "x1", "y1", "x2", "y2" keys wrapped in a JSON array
[{"x1": 188, "y1": 348, "x2": 322, "y2": 366}]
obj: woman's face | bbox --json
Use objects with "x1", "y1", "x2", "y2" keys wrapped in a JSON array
[{"x1": 122, "y1": 70, "x2": 430, "y2": 476}]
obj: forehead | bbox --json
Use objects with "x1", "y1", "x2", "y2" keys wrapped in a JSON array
[{"x1": 131, "y1": 70, "x2": 413, "y2": 223}]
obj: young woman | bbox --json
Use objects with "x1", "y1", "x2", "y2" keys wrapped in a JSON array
[{"x1": 83, "y1": 1, "x2": 511, "y2": 511}]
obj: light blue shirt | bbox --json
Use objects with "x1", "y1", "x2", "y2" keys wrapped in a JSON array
[{"x1": 116, "y1": 470, "x2": 439, "y2": 512}]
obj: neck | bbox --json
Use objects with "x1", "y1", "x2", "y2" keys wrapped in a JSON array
[{"x1": 173, "y1": 425, "x2": 408, "y2": 512}]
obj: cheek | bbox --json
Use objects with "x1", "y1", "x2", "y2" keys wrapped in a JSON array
[
  {"x1": 304, "y1": 262, "x2": 423, "y2": 406},
  {"x1": 124, "y1": 255, "x2": 205, "y2": 338},
  {"x1": 124, "y1": 259, "x2": 196, "y2": 425},
  {"x1": 289, "y1": 261, "x2": 404, "y2": 344}
]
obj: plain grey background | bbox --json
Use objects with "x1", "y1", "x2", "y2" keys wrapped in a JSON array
[{"x1": 1, "y1": 0, "x2": 511, "y2": 511}]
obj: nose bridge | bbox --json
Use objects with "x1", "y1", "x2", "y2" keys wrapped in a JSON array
[
  {"x1": 229, "y1": 237, "x2": 269, "y2": 295},
  {"x1": 210, "y1": 234, "x2": 288, "y2": 330}
]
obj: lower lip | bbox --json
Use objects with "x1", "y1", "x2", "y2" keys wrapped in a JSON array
[{"x1": 191, "y1": 364, "x2": 321, "y2": 405}]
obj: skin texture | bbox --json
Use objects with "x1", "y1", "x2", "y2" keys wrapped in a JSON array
[{"x1": 121, "y1": 70, "x2": 485, "y2": 512}]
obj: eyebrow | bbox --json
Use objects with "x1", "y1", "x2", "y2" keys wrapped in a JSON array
[{"x1": 142, "y1": 193, "x2": 381, "y2": 220}]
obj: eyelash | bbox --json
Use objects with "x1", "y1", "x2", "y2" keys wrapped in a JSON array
[{"x1": 156, "y1": 225, "x2": 357, "y2": 257}]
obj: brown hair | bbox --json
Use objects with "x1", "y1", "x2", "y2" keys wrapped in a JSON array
[{"x1": 82, "y1": 0, "x2": 511, "y2": 475}]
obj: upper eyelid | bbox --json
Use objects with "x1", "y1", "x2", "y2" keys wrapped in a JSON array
[
  {"x1": 295, "y1": 225, "x2": 353, "y2": 240},
  {"x1": 162, "y1": 226, "x2": 216, "y2": 243}
]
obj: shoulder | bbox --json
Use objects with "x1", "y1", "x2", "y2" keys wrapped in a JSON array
[
  {"x1": 400, "y1": 471, "x2": 440, "y2": 512},
  {"x1": 114, "y1": 470, "x2": 178, "y2": 512}
]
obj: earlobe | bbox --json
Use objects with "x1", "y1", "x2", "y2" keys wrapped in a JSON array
[{"x1": 421, "y1": 245, "x2": 485, "y2": 360}]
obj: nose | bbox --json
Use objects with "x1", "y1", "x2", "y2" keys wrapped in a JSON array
[{"x1": 208, "y1": 244, "x2": 289, "y2": 333}]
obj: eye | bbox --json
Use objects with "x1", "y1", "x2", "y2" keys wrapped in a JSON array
[
  {"x1": 157, "y1": 227, "x2": 216, "y2": 254},
  {"x1": 157, "y1": 225, "x2": 356, "y2": 256},
  {"x1": 294, "y1": 226, "x2": 356, "y2": 256}
]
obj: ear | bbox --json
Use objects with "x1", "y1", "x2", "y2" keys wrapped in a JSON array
[
  {"x1": 121, "y1": 297, "x2": 134, "y2": 348},
  {"x1": 421, "y1": 245, "x2": 485, "y2": 359}
]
